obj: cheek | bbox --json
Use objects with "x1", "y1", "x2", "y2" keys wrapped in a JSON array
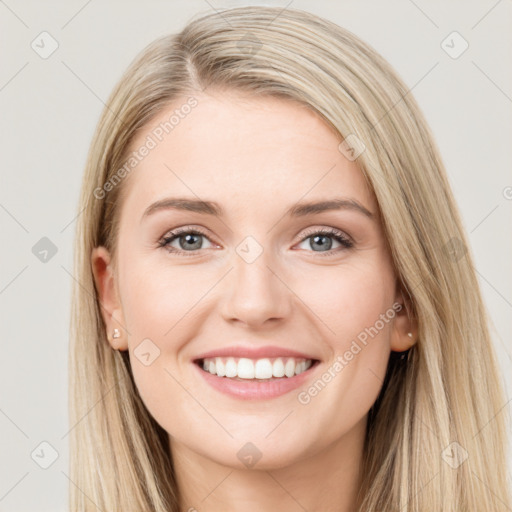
[
  {"x1": 117, "y1": 254, "x2": 214, "y2": 423},
  {"x1": 294, "y1": 262, "x2": 395, "y2": 410},
  {"x1": 119, "y1": 256, "x2": 201, "y2": 338},
  {"x1": 297, "y1": 261, "x2": 396, "y2": 351},
  {"x1": 117, "y1": 242, "x2": 396, "y2": 452}
]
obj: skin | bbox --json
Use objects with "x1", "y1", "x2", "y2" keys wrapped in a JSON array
[{"x1": 92, "y1": 90, "x2": 417, "y2": 512}]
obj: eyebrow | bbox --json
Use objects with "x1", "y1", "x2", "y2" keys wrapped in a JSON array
[{"x1": 142, "y1": 197, "x2": 375, "y2": 221}]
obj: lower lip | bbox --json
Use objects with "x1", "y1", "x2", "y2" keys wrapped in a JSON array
[{"x1": 193, "y1": 360, "x2": 320, "y2": 400}]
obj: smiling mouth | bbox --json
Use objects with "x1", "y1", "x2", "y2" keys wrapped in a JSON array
[{"x1": 194, "y1": 356, "x2": 320, "y2": 381}]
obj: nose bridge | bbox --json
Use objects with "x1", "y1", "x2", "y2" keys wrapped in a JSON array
[{"x1": 220, "y1": 239, "x2": 291, "y2": 326}]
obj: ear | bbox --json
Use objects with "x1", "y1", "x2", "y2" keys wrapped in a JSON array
[
  {"x1": 91, "y1": 246, "x2": 128, "y2": 351},
  {"x1": 390, "y1": 285, "x2": 418, "y2": 352}
]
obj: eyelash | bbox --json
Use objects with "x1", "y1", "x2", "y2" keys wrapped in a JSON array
[{"x1": 157, "y1": 226, "x2": 354, "y2": 257}]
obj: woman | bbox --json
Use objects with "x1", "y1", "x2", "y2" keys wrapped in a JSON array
[{"x1": 69, "y1": 6, "x2": 511, "y2": 511}]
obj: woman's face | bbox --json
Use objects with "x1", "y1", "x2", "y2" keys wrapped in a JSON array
[{"x1": 92, "y1": 90, "x2": 413, "y2": 469}]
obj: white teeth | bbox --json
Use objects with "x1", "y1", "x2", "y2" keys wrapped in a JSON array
[
  {"x1": 200, "y1": 356, "x2": 314, "y2": 379},
  {"x1": 272, "y1": 358, "x2": 285, "y2": 377},
  {"x1": 295, "y1": 361, "x2": 306, "y2": 375},
  {"x1": 255, "y1": 359, "x2": 273, "y2": 379},
  {"x1": 285, "y1": 358, "x2": 296, "y2": 377},
  {"x1": 238, "y1": 358, "x2": 255, "y2": 379},
  {"x1": 225, "y1": 357, "x2": 237, "y2": 378},
  {"x1": 216, "y1": 358, "x2": 226, "y2": 377}
]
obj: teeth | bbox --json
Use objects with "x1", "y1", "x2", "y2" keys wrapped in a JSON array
[
  {"x1": 285, "y1": 358, "x2": 296, "y2": 377},
  {"x1": 273, "y1": 358, "x2": 285, "y2": 377},
  {"x1": 225, "y1": 357, "x2": 237, "y2": 378},
  {"x1": 200, "y1": 357, "x2": 313, "y2": 379},
  {"x1": 255, "y1": 359, "x2": 273, "y2": 379}
]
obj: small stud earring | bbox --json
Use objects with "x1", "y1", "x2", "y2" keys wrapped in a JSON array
[
  {"x1": 112, "y1": 328, "x2": 120, "y2": 339},
  {"x1": 407, "y1": 332, "x2": 412, "y2": 338}
]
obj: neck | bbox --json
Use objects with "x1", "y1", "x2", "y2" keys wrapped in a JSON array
[{"x1": 170, "y1": 416, "x2": 366, "y2": 512}]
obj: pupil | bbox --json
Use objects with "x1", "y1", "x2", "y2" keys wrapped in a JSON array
[
  {"x1": 178, "y1": 234, "x2": 334, "y2": 252},
  {"x1": 312, "y1": 235, "x2": 331, "y2": 251},
  {"x1": 182, "y1": 233, "x2": 201, "y2": 250}
]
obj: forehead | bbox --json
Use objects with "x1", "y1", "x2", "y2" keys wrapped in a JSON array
[{"x1": 120, "y1": 91, "x2": 375, "y2": 221}]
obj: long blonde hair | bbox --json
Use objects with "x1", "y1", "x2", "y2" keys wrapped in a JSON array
[{"x1": 69, "y1": 6, "x2": 511, "y2": 511}]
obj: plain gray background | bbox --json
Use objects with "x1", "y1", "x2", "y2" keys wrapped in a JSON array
[{"x1": 1, "y1": 1, "x2": 511, "y2": 510}]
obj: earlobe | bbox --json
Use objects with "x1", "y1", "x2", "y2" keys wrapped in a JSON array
[
  {"x1": 391, "y1": 330, "x2": 416, "y2": 352},
  {"x1": 390, "y1": 321, "x2": 417, "y2": 352},
  {"x1": 390, "y1": 291, "x2": 418, "y2": 353},
  {"x1": 91, "y1": 246, "x2": 128, "y2": 351},
  {"x1": 106, "y1": 321, "x2": 129, "y2": 351}
]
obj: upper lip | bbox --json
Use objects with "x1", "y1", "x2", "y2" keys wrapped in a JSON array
[{"x1": 193, "y1": 345, "x2": 319, "y2": 361}]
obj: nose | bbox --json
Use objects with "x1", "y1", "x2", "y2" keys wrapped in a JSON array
[{"x1": 220, "y1": 250, "x2": 292, "y2": 328}]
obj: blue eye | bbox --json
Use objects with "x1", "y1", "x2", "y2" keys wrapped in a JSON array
[
  {"x1": 158, "y1": 227, "x2": 353, "y2": 257},
  {"x1": 158, "y1": 228, "x2": 213, "y2": 256},
  {"x1": 296, "y1": 228, "x2": 354, "y2": 256}
]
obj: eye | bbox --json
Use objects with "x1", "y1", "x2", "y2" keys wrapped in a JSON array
[
  {"x1": 158, "y1": 227, "x2": 215, "y2": 256},
  {"x1": 295, "y1": 227, "x2": 353, "y2": 256},
  {"x1": 158, "y1": 226, "x2": 354, "y2": 257}
]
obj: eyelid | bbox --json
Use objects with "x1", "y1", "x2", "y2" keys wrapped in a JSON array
[
  {"x1": 158, "y1": 226, "x2": 216, "y2": 254},
  {"x1": 158, "y1": 225, "x2": 354, "y2": 256},
  {"x1": 294, "y1": 226, "x2": 354, "y2": 256},
  {"x1": 297, "y1": 226, "x2": 353, "y2": 244}
]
